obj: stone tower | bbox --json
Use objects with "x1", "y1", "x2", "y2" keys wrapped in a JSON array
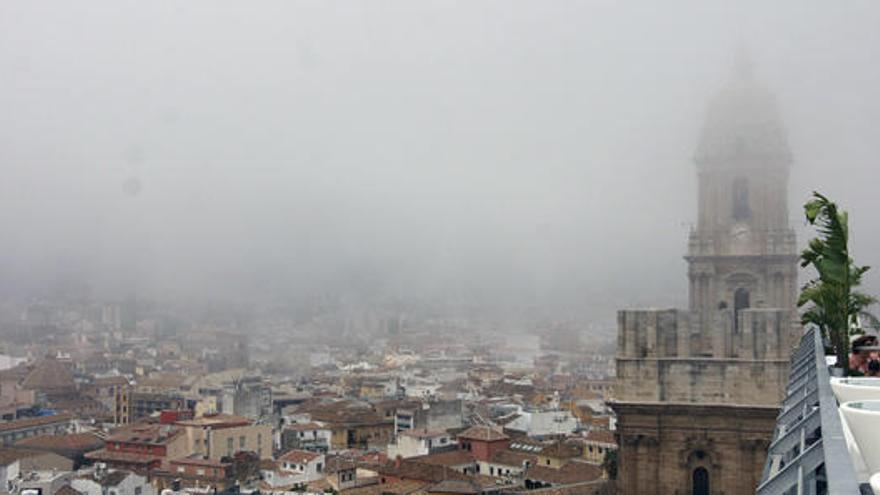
[
  {"x1": 688, "y1": 57, "x2": 798, "y2": 332},
  {"x1": 611, "y1": 60, "x2": 799, "y2": 495}
]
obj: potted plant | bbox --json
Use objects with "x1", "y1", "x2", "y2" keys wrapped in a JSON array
[{"x1": 797, "y1": 192, "x2": 876, "y2": 376}]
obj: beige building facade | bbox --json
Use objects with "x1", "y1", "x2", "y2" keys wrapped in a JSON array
[{"x1": 177, "y1": 414, "x2": 273, "y2": 460}]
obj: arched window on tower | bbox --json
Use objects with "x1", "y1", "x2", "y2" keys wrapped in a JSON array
[
  {"x1": 733, "y1": 178, "x2": 750, "y2": 220},
  {"x1": 692, "y1": 467, "x2": 709, "y2": 495},
  {"x1": 734, "y1": 288, "x2": 750, "y2": 330}
]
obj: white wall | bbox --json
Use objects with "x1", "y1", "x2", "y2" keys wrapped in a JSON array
[{"x1": 0, "y1": 460, "x2": 20, "y2": 493}]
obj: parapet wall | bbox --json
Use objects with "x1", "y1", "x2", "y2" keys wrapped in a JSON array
[
  {"x1": 615, "y1": 308, "x2": 797, "y2": 405},
  {"x1": 617, "y1": 309, "x2": 691, "y2": 359}
]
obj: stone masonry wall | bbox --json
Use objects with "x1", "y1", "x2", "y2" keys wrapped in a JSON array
[{"x1": 615, "y1": 308, "x2": 796, "y2": 405}]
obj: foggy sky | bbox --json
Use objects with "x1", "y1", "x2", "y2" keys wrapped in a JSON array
[{"x1": 1, "y1": 1, "x2": 879, "y2": 317}]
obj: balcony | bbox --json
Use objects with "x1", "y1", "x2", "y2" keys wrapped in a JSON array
[{"x1": 756, "y1": 327, "x2": 865, "y2": 494}]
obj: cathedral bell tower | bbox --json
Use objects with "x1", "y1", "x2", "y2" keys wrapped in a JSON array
[
  {"x1": 686, "y1": 57, "x2": 798, "y2": 336},
  {"x1": 611, "y1": 56, "x2": 799, "y2": 495}
]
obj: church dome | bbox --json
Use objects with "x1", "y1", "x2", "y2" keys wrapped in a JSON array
[{"x1": 694, "y1": 61, "x2": 791, "y2": 168}]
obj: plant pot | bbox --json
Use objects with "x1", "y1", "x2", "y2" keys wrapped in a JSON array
[
  {"x1": 840, "y1": 401, "x2": 880, "y2": 474},
  {"x1": 830, "y1": 366, "x2": 846, "y2": 377},
  {"x1": 831, "y1": 377, "x2": 880, "y2": 403},
  {"x1": 871, "y1": 472, "x2": 880, "y2": 495}
]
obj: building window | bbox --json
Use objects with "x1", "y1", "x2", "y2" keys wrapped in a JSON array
[
  {"x1": 227, "y1": 437, "x2": 233, "y2": 454},
  {"x1": 239, "y1": 436, "x2": 246, "y2": 448},
  {"x1": 732, "y1": 178, "x2": 750, "y2": 220},
  {"x1": 692, "y1": 467, "x2": 709, "y2": 495},
  {"x1": 734, "y1": 288, "x2": 750, "y2": 329}
]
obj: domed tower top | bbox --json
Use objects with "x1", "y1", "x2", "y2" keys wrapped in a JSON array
[
  {"x1": 686, "y1": 54, "x2": 798, "y2": 318},
  {"x1": 695, "y1": 53, "x2": 792, "y2": 170}
]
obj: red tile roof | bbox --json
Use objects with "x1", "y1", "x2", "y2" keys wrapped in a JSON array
[
  {"x1": 55, "y1": 486, "x2": 84, "y2": 495},
  {"x1": 0, "y1": 447, "x2": 61, "y2": 465},
  {"x1": 278, "y1": 449, "x2": 321, "y2": 464},
  {"x1": 523, "y1": 461, "x2": 602, "y2": 485},
  {"x1": 400, "y1": 429, "x2": 448, "y2": 439},
  {"x1": 457, "y1": 425, "x2": 508, "y2": 442},
  {"x1": 0, "y1": 414, "x2": 72, "y2": 433},
  {"x1": 16, "y1": 432, "x2": 105, "y2": 453},
  {"x1": 22, "y1": 358, "x2": 75, "y2": 392},
  {"x1": 85, "y1": 449, "x2": 161, "y2": 465},
  {"x1": 425, "y1": 479, "x2": 484, "y2": 494},
  {"x1": 539, "y1": 442, "x2": 582, "y2": 460},
  {"x1": 106, "y1": 424, "x2": 182, "y2": 445},
  {"x1": 410, "y1": 450, "x2": 475, "y2": 467},
  {"x1": 505, "y1": 480, "x2": 607, "y2": 495},
  {"x1": 378, "y1": 460, "x2": 475, "y2": 483},
  {"x1": 342, "y1": 479, "x2": 427, "y2": 495},
  {"x1": 584, "y1": 430, "x2": 616, "y2": 446},
  {"x1": 489, "y1": 449, "x2": 536, "y2": 467}
]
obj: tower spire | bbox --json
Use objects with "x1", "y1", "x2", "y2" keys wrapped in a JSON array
[{"x1": 732, "y1": 46, "x2": 755, "y2": 84}]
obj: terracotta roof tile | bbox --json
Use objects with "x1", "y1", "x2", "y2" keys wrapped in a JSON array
[
  {"x1": 504, "y1": 480, "x2": 607, "y2": 495},
  {"x1": 0, "y1": 414, "x2": 72, "y2": 433},
  {"x1": 523, "y1": 462, "x2": 602, "y2": 485},
  {"x1": 425, "y1": 479, "x2": 484, "y2": 494},
  {"x1": 457, "y1": 426, "x2": 508, "y2": 442},
  {"x1": 378, "y1": 460, "x2": 474, "y2": 483},
  {"x1": 85, "y1": 449, "x2": 161, "y2": 465},
  {"x1": 489, "y1": 449, "x2": 537, "y2": 467},
  {"x1": 0, "y1": 447, "x2": 55, "y2": 465},
  {"x1": 16, "y1": 432, "x2": 105, "y2": 453},
  {"x1": 341, "y1": 480, "x2": 427, "y2": 495},
  {"x1": 22, "y1": 358, "x2": 75, "y2": 391},
  {"x1": 55, "y1": 485, "x2": 84, "y2": 495},
  {"x1": 584, "y1": 430, "x2": 616, "y2": 446},
  {"x1": 106, "y1": 424, "x2": 182, "y2": 444},
  {"x1": 278, "y1": 449, "x2": 321, "y2": 464},
  {"x1": 410, "y1": 450, "x2": 475, "y2": 467},
  {"x1": 400, "y1": 429, "x2": 447, "y2": 439}
]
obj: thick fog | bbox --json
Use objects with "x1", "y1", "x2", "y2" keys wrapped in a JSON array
[{"x1": 1, "y1": 1, "x2": 879, "y2": 318}]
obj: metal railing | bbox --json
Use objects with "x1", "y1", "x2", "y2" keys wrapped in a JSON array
[{"x1": 756, "y1": 327, "x2": 863, "y2": 494}]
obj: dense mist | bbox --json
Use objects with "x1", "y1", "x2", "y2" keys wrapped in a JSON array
[{"x1": 2, "y1": 0, "x2": 879, "y2": 319}]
